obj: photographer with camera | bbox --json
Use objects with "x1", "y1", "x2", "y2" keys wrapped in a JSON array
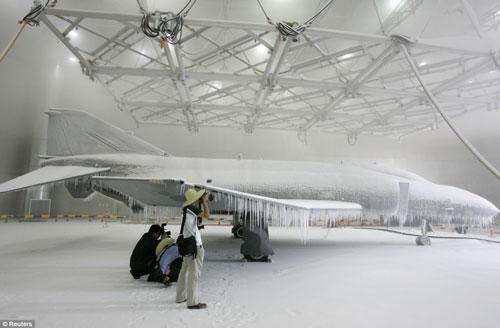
[
  {"x1": 175, "y1": 189, "x2": 210, "y2": 310},
  {"x1": 129, "y1": 224, "x2": 164, "y2": 281}
]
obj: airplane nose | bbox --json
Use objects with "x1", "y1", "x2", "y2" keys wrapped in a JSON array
[
  {"x1": 438, "y1": 185, "x2": 499, "y2": 220},
  {"x1": 474, "y1": 194, "x2": 499, "y2": 217},
  {"x1": 487, "y1": 203, "x2": 500, "y2": 216}
]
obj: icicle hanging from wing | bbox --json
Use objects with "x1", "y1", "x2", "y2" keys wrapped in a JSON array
[{"x1": 91, "y1": 176, "x2": 363, "y2": 228}]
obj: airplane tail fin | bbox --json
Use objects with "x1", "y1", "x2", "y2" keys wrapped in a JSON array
[{"x1": 46, "y1": 109, "x2": 170, "y2": 157}]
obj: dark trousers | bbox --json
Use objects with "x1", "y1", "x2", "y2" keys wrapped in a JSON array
[{"x1": 130, "y1": 259, "x2": 156, "y2": 280}]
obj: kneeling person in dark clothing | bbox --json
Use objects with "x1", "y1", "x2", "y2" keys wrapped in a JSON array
[{"x1": 130, "y1": 224, "x2": 164, "y2": 280}]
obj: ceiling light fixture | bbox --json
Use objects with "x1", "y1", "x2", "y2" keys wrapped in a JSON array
[
  {"x1": 388, "y1": 0, "x2": 403, "y2": 10},
  {"x1": 338, "y1": 53, "x2": 355, "y2": 61},
  {"x1": 211, "y1": 81, "x2": 222, "y2": 89},
  {"x1": 255, "y1": 44, "x2": 268, "y2": 55}
]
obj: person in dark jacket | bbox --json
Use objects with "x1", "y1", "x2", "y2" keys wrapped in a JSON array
[{"x1": 130, "y1": 224, "x2": 164, "y2": 280}]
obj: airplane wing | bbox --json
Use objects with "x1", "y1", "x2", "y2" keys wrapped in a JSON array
[
  {"x1": 278, "y1": 199, "x2": 362, "y2": 211},
  {"x1": 0, "y1": 169, "x2": 361, "y2": 226},
  {"x1": 187, "y1": 181, "x2": 361, "y2": 211},
  {"x1": 0, "y1": 166, "x2": 110, "y2": 193},
  {"x1": 92, "y1": 176, "x2": 362, "y2": 226}
]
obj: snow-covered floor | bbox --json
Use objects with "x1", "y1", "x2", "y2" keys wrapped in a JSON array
[{"x1": 1, "y1": 222, "x2": 500, "y2": 328}]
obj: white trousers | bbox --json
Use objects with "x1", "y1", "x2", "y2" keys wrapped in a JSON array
[{"x1": 176, "y1": 246, "x2": 204, "y2": 306}]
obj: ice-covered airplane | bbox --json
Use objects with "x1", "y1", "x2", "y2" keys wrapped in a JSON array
[{"x1": 0, "y1": 110, "x2": 498, "y2": 258}]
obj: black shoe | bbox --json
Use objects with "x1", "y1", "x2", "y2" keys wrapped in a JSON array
[
  {"x1": 130, "y1": 271, "x2": 141, "y2": 279},
  {"x1": 147, "y1": 272, "x2": 164, "y2": 282},
  {"x1": 188, "y1": 303, "x2": 207, "y2": 309}
]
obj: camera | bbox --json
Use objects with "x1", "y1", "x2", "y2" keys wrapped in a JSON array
[
  {"x1": 197, "y1": 217, "x2": 205, "y2": 230},
  {"x1": 160, "y1": 223, "x2": 170, "y2": 236}
]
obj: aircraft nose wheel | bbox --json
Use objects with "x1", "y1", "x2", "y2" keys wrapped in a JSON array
[
  {"x1": 416, "y1": 235, "x2": 431, "y2": 246},
  {"x1": 416, "y1": 219, "x2": 432, "y2": 246}
]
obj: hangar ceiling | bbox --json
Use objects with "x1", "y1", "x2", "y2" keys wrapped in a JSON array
[{"x1": 31, "y1": 0, "x2": 500, "y2": 141}]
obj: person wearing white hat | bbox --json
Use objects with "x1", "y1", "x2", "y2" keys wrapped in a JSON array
[{"x1": 175, "y1": 188, "x2": 210, "y2": 309}]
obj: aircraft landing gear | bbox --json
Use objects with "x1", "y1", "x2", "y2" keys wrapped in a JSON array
[
  {"x1": 416, "y1": 219, "x2": 432, "y2": 246},
  {"x1": 416, "y1": 235, "x2": 431, "y2": 246}
]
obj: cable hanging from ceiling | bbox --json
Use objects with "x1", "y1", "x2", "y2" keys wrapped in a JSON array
[
  {"x1": 256, "y1": 0, "x2": 337, "y2": 40},
  {"x1": 137, "y1": 0, "x2": 198, "y2": 46},
  {"x1": 21, "y1": 0, "x2": 57, "y2": 26},
  {"x1": 0, "y1": 0, "x2": 58, "y2": 64}
]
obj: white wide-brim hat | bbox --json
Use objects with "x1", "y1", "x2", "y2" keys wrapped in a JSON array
[{"x1": 182, "y1": 188, "x2": 206, "y2": 208}]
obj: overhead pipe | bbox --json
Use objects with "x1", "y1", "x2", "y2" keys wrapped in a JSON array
[{"x1": 399, "y1": 42, "x2": 500, "y2": 180}]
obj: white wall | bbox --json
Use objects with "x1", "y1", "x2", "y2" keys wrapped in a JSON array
[{"x1": 0, "y1": 0, "x2": 49, "y2": 215}]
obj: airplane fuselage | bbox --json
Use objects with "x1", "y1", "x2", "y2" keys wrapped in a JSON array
[{"x1": 43, "y1": 153, "x2": 499, "y2": 223}]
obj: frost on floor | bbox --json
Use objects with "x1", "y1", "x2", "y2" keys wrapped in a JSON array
[{"x1": 0, "y1": 222, "x2": 499, "y2": 328}]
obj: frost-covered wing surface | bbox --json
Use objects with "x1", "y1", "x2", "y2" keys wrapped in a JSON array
[
  {"x1": 194, "y1": 183, "x2": 363, "y2": 227},
  {"x1": 91, "y1": 176, "x2": 362, "y2": 210},
  {"x1": 280, "y1": 200, "x2": 362, "y2": 210},
  {"x1": 0, "y1": 166, "x2": 110, "y2": 193},
  {"x1": 46, "y1": 109, "x2": 169, "y2": 156},
  {"x1": 191, "y1": 183, "x2": 362, "y2": 211},
  {"x1": 92, "y1": 176, "x2": 362, "y2": 227}
]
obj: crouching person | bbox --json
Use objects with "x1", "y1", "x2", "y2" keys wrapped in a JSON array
[
  {"x1": 156, "y1": 231, "x2": 183, "y2": 286},
  {"x1": 176, "y1": 189, "x2": 209, "y2": 309},
  {"x1": 130, "y1": 224, "x2": 164, "y2": 281}
]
